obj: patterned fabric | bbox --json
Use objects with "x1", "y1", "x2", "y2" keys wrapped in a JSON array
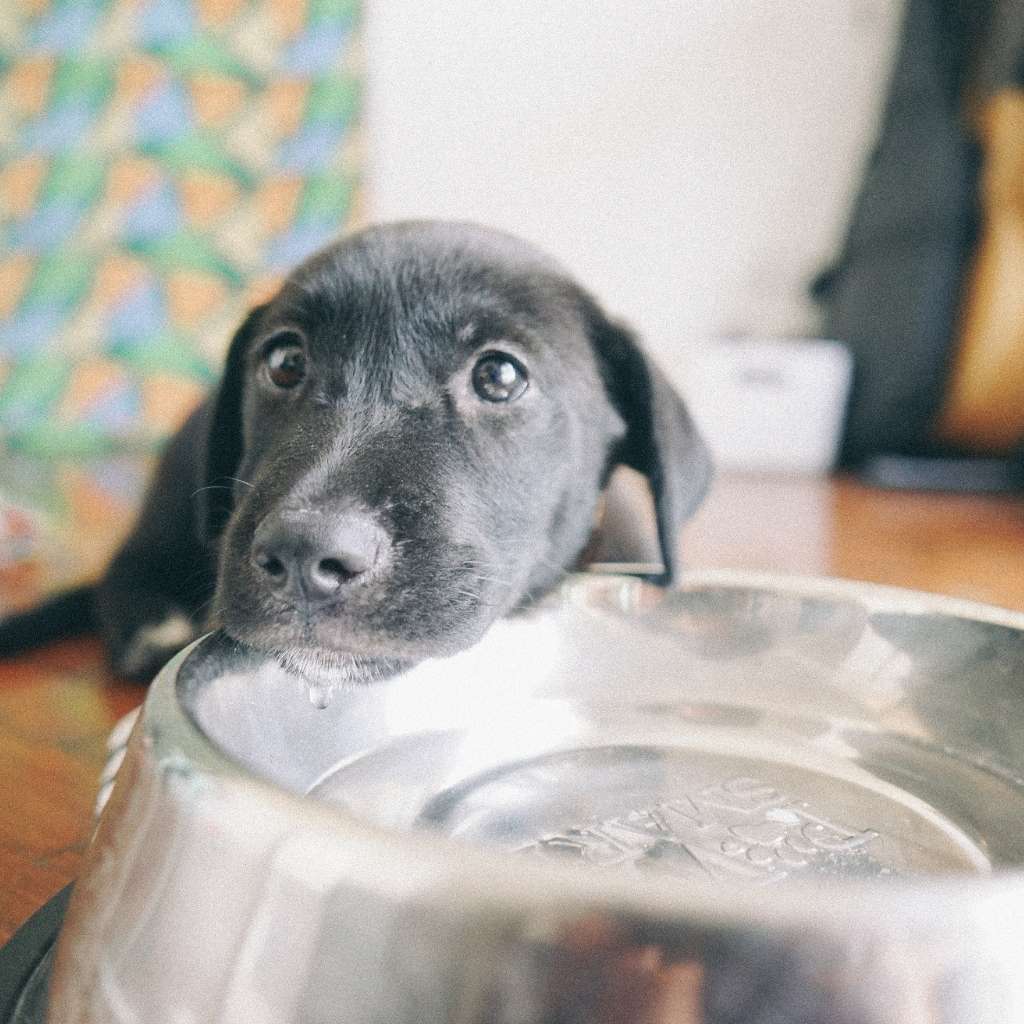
[
  {"x1": 0, "y1": 0, "x2": 362, "y2": 456},
  {"x1": 0, "y1": 450, "x2": 150, "y2": 605}
]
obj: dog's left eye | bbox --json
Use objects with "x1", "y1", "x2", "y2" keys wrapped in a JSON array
[
  {"x1": 472, "y1": 352, "x2": 529, "y2": 403},
  {"x1": 263, "y1": 334, "x2": 307, "y2": 390}
]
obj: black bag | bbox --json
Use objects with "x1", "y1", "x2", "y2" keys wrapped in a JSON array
[{"x1": 813, "y1": 0, "x2": 988, "y2": 467}]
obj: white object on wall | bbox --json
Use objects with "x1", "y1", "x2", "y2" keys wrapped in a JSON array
[{"x1": 363, "y1": 0, "x2": 902, "y2": 406}]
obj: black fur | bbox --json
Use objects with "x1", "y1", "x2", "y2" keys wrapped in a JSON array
[{"x1": 0, "y1": 222, "x2": 711, "y2": 682}]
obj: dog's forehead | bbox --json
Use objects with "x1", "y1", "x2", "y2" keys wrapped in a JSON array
[{"x1": 270, "y1": 224, "x2": 585, "y2": 359}]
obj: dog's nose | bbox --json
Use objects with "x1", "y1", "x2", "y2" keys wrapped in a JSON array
[{"x1": 251, "y1": 510, "x2": 386, "y2": 604}]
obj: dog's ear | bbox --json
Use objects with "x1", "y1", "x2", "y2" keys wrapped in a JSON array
[
  {"x1": 196, "y1": 304, "x2": 268, "y2": 545},
  {"x1": 588, "y1": 306, "x2": 713, "y2": 585}
]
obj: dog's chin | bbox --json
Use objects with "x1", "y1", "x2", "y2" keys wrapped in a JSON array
[{"x1": 264, "y1": 644, "x2": 412, "y2": 688}]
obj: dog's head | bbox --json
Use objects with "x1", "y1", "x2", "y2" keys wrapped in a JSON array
[{"x1": 199, "y1": 222, "x2": 710, "y2": 681}]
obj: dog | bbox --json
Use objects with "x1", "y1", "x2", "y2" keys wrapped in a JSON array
[{"x1": 0, "y1": 221, "x2": 711, "y2": 684}]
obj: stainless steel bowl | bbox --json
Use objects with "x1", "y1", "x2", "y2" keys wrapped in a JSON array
[{"x1": 47, "y1": 572, "x2": 1024, "y2": 1023}]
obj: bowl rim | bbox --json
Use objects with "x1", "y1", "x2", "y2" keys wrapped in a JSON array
[{"x1": 144, "y1": 570, "x2": 1024, "y2": 936}]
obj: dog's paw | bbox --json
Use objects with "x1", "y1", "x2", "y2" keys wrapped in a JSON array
[{"x1": 111, "y1": 611, "x2": 195, "y2": 681}]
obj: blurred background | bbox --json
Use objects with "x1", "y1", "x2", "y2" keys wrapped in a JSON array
[{"x1": 1, "y1": 0, "x2": 1023, "y2": 601}]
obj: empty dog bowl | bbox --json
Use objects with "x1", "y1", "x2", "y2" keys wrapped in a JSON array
[{"x1": 46, "y1": 572, "x2": 1024, "y2": 1023}]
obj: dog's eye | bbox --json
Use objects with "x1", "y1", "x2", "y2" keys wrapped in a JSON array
[
  {"x1": 263, "y1": 334, "x2": 307, "y2": 390},
  {"x1": 471, "y1": 352, "x2": 528, "y2": 403}
]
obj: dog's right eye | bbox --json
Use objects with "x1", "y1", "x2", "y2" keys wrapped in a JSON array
[
  {"x1": 472, "y1": 351, "x2": 529, "y2": 403},
  {"x1": 262, "y1": 334, "x2": 307, "y2": 390}
]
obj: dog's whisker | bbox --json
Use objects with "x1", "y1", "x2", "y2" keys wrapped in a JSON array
[
  {"x1": 189, "y1": 484, "x2": 234, "y2": 498},
  {"x1": 191, "y1": 477, "x2": 255, "y2": 501}
]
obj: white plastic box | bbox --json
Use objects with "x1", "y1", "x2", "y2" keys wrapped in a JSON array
[{"x1": 679, "y1": 338, "x2": 853, "y2": 475}]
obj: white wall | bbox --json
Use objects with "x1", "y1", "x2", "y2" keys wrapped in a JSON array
[{"x1": 363, "y1": 1, "x2": 902, "y2": 393}]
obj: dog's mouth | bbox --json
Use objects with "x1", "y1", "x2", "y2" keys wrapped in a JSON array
[
  {"x1": 267, "y1": 644, "x2": 412, "y2": 702},
  {"x1": 211, "y1": 514, "x2": 526, "y2": 698},
  {"x1": 216, "y1": 546, "x2": 515, "y2": 677},
  {"x1": 220, "y1": 590, "x2": 496, "y2": 661}
]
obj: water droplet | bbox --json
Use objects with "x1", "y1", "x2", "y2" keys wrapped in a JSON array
[{"x1": 307, "y1": 683, "x2": 334, "y2": 709}]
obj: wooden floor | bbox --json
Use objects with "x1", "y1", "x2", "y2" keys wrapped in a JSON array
[
  {"x1": 2, "y1": 472, "x2": 1024, "y2": 943},
  {"x1": 689, "y1": 474, "x2": 1024, "y2": 610}
]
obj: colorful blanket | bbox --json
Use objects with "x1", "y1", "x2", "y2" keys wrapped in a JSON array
[
  {"x1": 1, "y1": 0, "x2": 362, "y2": 456},
  {"x1": 0, "y1": 0, "x2": 362, "y2": 594}
]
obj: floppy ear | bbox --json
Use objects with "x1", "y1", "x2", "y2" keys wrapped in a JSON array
[
  {"x1": 196, "y1": 304, "x2": 268, "y2": 545},
  {"x1": 589, "y1": 308, "x2": 713, "y2": 586}
]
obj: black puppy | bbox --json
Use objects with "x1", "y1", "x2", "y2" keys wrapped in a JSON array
[{"x1": 0, "y1": 222, "x2": 710, "y2": 683}]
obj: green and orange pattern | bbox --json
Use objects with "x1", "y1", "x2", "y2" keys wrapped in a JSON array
[
  {"x1": 1, "y1": 0, "x2": 362, "y2": 456},
  {"x1": 0, "y1": 0, "x2": 362, "y2": 594}
]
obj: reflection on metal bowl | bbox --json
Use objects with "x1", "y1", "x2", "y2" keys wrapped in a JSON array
[{"x1": 48, "y1": 572, "x2": 1024, "y2": 1023}]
